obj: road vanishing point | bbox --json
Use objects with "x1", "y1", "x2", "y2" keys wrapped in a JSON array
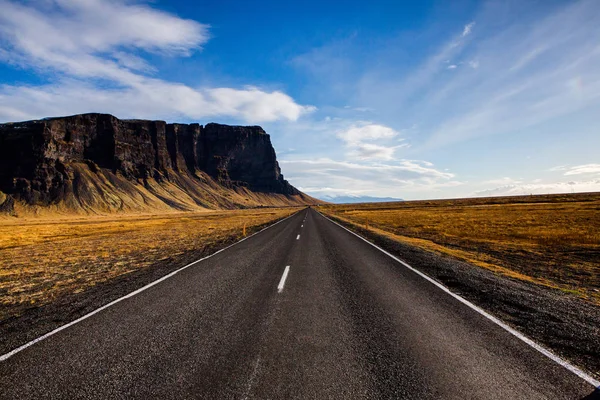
[{"x1": 1, "y1": 208, "x2": 598, "y2": 399}]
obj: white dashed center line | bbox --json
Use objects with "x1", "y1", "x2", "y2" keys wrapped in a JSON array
[
  {"x1": 277, "y1": 266, "x2": 290, "y2": 293},
  {"x1": 296, "y1": 234, "x2": 300, "y2": 240}
]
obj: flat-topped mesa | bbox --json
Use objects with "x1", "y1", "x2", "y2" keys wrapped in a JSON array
[
  {"x1": 199, "y1": 123, "x2": 298, "y2": 194},
  {"x1": 0, "y1": 113, "x2": 303, "y2": 211}
]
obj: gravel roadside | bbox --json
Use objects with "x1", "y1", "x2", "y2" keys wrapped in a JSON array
[
  {"x1": 0, "y1": 215, "x2": 293, "y2": 356},
  {"x1": 324, "y1": 213, "x2": 600, "y2": 381}
]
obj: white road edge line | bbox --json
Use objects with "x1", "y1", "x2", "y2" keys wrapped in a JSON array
[
  {"x1": 241, "y1": 356, "x2": 261, "y2": 400},
  {"x1": 318, "y1": 211, "x2": 600, "y2": 389},
  {"x1": 277, "y1": 266, "x2": 291, "y2": 293},
  {"x1": 0, "y1": 210, "x2": 303, "y2": 362},
  {"x1": 296, "y1": 234, "x2": 300, "y2": 240}
]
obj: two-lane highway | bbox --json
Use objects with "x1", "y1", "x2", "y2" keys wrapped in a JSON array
[{"x1": 0, "y1": 208, "x2": 597, "y2": 399}]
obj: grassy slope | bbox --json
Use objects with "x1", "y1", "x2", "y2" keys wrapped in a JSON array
[
  {"x1": 320, "y1": 192, "x2": 600, "y2": 304},
  {"x1": 1, "y1": 162, "x2": 320, "y2": 217}
]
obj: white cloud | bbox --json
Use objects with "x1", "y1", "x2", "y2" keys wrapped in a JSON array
[
  {"x1": 468, "y1": 59, "x2": 479, "y2": 69},
  {"x1": 112, "y1": 52, "x2": 156, "y2": 73},
  {"x1": 0, "y1": 82, "x2": 315, "y2": 123},
  {"x1": 422, "y1": 0, "x2": 600, "y2": 148},
  {"x1": 549, "y1": 165, "x2": 568, "y2": 171},
  {"x1": 351, "y1": 143, "x2": 397, "y2": 160},
  {"x1": 354, "y1": 21, "x2": 480, "y2": 111},
  {"x1": 281, "y1": 158, "x2": 460, "y2": 198},
  {"x1": 347, "y1": 0, "x2": 600, "y2": 153},
  {"x1": 334, "y1": 122, "x2": 407, "y2": 160},
  {"x1": 474, "y1": 180, "x2": 600, "y2": 197},
  {"x1": 563, "y1": 164, "x2": 600, "y2": 175},
  {"x1": 447, "y1": 64, "x2": 457, "y2": 70},
  {"x1": 462, "y1": 22, "x2": 475, "y2": 37},
  {"x1": 0, "y1": 0, "x2": 208, "y2": 57},
  {"x1": 0, "y1": 0, "x2": 313, "y2": 123},
  {"x1": 287, "y1": 3, "x2": 600, "y2": 200},
  {"x1": 337, "y1": 123, "x2": 398, "y2": 142},
  {"x1": 206, "y1": 87, "x2": 316, "y2": 122}
]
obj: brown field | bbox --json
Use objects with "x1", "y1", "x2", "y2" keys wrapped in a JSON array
[
  {"x1": 320, "y1": 192, "x2": 600, "y2": 303},
  {"x1": 0, "y1": 207, "x2": 296, "y2": 320}
]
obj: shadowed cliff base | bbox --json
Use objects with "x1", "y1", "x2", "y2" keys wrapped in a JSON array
[{"x1": 0, "y1": 113, "x2": 320, "y2": 215}]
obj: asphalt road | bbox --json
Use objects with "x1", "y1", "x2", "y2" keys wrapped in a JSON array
[{"x1": 0, "y1": 208, "x2": 597, "y2": 399}]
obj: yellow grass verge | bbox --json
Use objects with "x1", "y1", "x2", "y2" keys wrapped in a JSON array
[
  {"x1": 0, "y1": 207, "x2": 297, "y2": 320},
  {"x1": 330, "y1": 214, "x2": 560, "y2": 285},
  {"x1": 321, "y1": 193, "x2": 600, "y2": 304}
]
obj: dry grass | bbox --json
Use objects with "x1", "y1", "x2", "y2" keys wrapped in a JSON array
[
  {"x1": 0, "y1": 208, "x2": 296, "y2": 320},
  {"x1": 321, "y1": 193, "x2": 600, "y2": 303}
]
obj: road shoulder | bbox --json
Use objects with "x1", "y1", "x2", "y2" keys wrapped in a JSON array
[
  {"x1": 0, "y1": 212, "x2": 299, "y2": 356},
  {"x1": 321, "y1": 212, "x2": 600, "y2": 381}
]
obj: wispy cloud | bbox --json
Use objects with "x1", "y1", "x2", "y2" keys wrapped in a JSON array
[
  {"x1": 0, "y1": 0, "x2": 314, "y2": 123},
  {"x1": 356, "y1": 21, "x2": 477, "y2": 109},
  {"x1": 549, "y1": 165, "x2": 568, "y2": 172},
  {"x1": 280, "y1": 0, "x2": 600, "y2": 199},
  {"x1": 326, "y1": 0, "x2": 600, "y2": 152},
  {"x1": 475, "y1": 164, "x2": 600, "y2": 196},
  {"x1": 474, "y1": 180, "x2": 600, "y2": 197},
  {"x1": 0, "y1": 0, "x2": 207, "y2": 77},
  {"x1": 0, "y1": 0, "x2": 208, "y2": 56},
  {"x1": 481, "y1": 177, "x2": 522, "y2": 186},
  {"x1": 468, "y1": 59, "x2": 479, "y2": 69},
  {"x1": 1, "y1": 82, "x2": 315, "y2": 123},
  {"x1": 548, "y1": 164, "x2": 600, "y2": 175},
  {"x1": 563, "y1": 164, "x2": 600, "y2": 175},
  {"x1": 2, "y1": 0, "x2": 597, "y2": 200},
  {"x1": 281, "y1": 158, "x2": 460, "y2": 199},
  {"x1": 462, "y1": 22, "x2": 475, "y2": 37},
  {"x1": 422, "y1": 0, "x2": 600, "y2": 148},
  {"x1": 336, "y1": 122, "x2": 407, "y2": 160},
  {"x1": 350, "y1": 143, "x2": 397, "y2": 160},
  {"x1": 337, "y1": 123, "x2": 398, "y2": 142}
]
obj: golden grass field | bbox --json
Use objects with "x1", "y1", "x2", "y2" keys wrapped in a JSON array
[
  {"x1": 321, "y1": 193, "x2": 600, "y2": 303},
  {"x1": 0, "y1": 207, "x2": 296, "y2": 320}
]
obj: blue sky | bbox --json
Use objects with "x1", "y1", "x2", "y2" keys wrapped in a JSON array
[{"x1": 1, "y1": 0, "x2": 599, "y2": 200}]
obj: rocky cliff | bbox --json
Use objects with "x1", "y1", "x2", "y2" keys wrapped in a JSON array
[{"x1": 0, "y1": 113, "x2": 312, "y2": 214}]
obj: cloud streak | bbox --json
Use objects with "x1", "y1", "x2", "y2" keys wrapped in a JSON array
[
  {"x1": 281, "y1": 158, "x2": 459, "y2": 199},
  {"x1": 277, "y1": 1, "x2": 600, "y2": 199},
  {"x1": 332, "y1": 0, "x2": 600, "y2": 153},
  {"x1": 0, "y1": 82, "x2": 315, "y2": 123},
  {"x1": 474, "y1": 180, "x2": 600, "y2": 197},
  {"x1": 0, "y1": 0, "x2": 314, "y2": 123},
  {"x1": 462, "y1": 22, "x2": 475, "y2": 37},
  {"x1": 335, "y1": 122, "x2": 407, "y2": 160},
  {"x1": 562, "y1": 164, "x2": 600, "y2": 176},
  {"x1": 0, "y1": 0, "x2": 209, "y2": 56},
  {"x1": 423, "y1": 0, "x2": 600, "y2": 148}
]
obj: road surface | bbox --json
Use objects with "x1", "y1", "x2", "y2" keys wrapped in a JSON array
[{"x1": 1, "y1": 208, "x2": 597, "y2": 399}]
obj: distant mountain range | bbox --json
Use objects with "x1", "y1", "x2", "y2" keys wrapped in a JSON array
[{"x1": 317, "y1": 195, "x2": 403, "y2": 204}]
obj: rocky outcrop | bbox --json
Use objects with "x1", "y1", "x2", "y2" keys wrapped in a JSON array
[
  {"x1": 198, "y1": 123, "x2": 298, "y2": 194},
  {"x1": 0, "y1": 191, "x2": 14, "y2": 215},
  {"x1": 0, "y1": 113, "x2": 308, "y2": 213}
]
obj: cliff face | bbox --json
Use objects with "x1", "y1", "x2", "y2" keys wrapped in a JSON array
[
  {"x1": 198, "y1": 123, "x2": 297, "y2": 194},
  {"x1": 0, "y1": 113, "x2": 308, "y2": 214}
]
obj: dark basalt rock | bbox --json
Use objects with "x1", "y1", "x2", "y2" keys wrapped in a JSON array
[
  {"x1": 198, "y1": 123, "x2": 298, "y2": 194},
  {"x1": 0, "y1": 192, "x2": 14, "y2": 215},
  {"x1": 0, "y1": 113, "x2": 299, "y2": 206}
]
